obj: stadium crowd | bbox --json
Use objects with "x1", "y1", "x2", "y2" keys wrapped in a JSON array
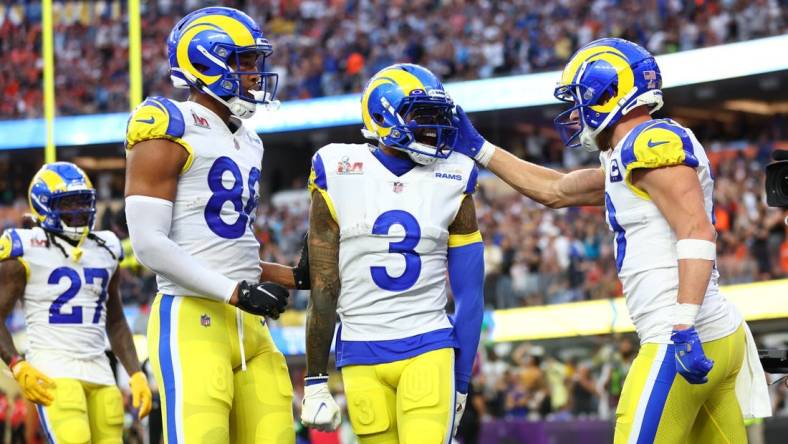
[{"x1": 1, "y1": 0, "x2": 786, "y2": 118}]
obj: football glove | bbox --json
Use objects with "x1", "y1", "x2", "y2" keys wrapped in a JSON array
[
  {"x1": 237, "y1": 281, "x2": 289, "y2": 319},
  {"x1": 301, "y1": 379, "x2": 341, "y2": 432},
  {"x1": 11, "y1": 359, "x2": 56, "y2": 406},
  {"x1": 672, "y1": 327, "x2": 714, "y2": 384},
  {"x1": 452, "y1": 106, "x2": 495, "y2": 166},
  {"x1": 129, "y1": 371, "x2": 153, "y2": 419},
  {"x1": 292, "y1": 232, "x2": 310, "y2": 290},
  {"x1": 453, "y1": 391, "x2": 468, "y2": 437}
]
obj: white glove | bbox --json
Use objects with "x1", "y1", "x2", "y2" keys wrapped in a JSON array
[
  {"x1": 453, "y1": 392, "x2": 468, "y2": 437},
  {"x1": 301, "y1": 380, "x2": 341, "y2": 432}
]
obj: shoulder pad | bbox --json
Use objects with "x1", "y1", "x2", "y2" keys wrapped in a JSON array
[
  {"x1": 126, "y1": 96, "x2": 186, "y2": 150},
  {"x1": 0, "y1": 229, "x2": 25, "y2": 261},
  {"x1": 621, "y1": 120, "x2": 699, "y2": 173}
]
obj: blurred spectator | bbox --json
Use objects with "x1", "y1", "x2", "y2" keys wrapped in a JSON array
[{"x1": 1, "y1": 0, "x2": 786, "y2": 119}]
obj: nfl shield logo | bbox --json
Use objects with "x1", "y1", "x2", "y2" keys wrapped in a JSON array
[
  {"x1": 393, "y1": 182, "x2": 404, "y2": 193},
  {"x1": 200, "y1": 314, "x2": 211, "y2": 327}
]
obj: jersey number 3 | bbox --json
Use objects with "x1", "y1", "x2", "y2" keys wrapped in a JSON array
[
  {"x1": 205, "y1": 156, "x2": 261, "y2": 239},
  {"x1": 370, "y1": 210, "x2": 422, "y2": 292},
  {"x1": 49, "y1": 267, "x2": 109, "y2": 325}
]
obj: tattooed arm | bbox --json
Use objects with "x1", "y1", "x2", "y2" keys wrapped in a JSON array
[{"x1": 304, "y1": 191, "x2": 341, "y2": 377}]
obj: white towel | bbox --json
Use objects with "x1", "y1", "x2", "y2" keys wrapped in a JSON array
[{"x1": 735, "y1": 322, "x2": 772, "y2": 419}]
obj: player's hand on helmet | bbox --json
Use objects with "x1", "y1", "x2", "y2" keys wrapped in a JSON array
[
  {"x1": 671, "y1": 327, "x2": 714, "y2": 384},
  {"x1": 129, "y1": 371, "x2": 153, "y2": 419},
  {"x1": 301, "y1": 377, "x2": 342, "y2": 432},
  {"x1": 11, "y1": 359, "x2": 56, "y2": 406},
  {"x1": 452, "y1": 106, "x2": 493, "y2": 165},
  {"x1": 235, "y1": 281, "x2": 289, "y2": 319},
  {"x1": 453, "y1": 391, "x2": 468, "y2": 437},
  {"x1": 292, "y1": 232, "x2": 310, "y2": 290}
]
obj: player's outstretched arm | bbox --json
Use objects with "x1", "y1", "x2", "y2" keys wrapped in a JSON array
[
  {"x1": 453, "y1": 107, "x2": 605, "y2": 208},
  {"x1": 301, "y1": 191, "x2": 341, "y2": 431},
  {"x1": 105, "y1": 271, "x2": 151, "y2": 419},
  {"x1": 0, "y1": 259, "x2": 55, "y2": 406},
  {"x1": 447, "y1": 195, "x2": 484, "y2": 436},
  {"x1": 633, "y1": 164, "x2": 716, "y2": 383},
  {"x1": 260, "y1": 233, "x2": 311, "y2": 290}
]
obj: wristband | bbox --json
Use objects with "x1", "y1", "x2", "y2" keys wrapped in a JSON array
[
  {"x1": 674, "y1": 303, "x2": 700, "y2": 326},
  {"x1": 676, "y1": 239, "x2": 715, "y2": 261},
  {"x1": 476, "y1": 141, "x2": 496, "y2": 167}
]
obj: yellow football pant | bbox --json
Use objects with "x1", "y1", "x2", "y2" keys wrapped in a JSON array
[
  {"x1": 341, "y1": 347, "x2": 455, "y2": 444},
  {"x1": 37, "y1": 378, "x2": 123, "y2": 444},
  {"x1": 148, "y1": 294, "x2": 294, "y2": 444},
  {"x1": 615, "y1": 324, "x2": 745, "y2": 444}
]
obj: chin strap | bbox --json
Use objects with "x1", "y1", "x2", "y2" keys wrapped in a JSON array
[{"x1": 71, "y1": 227, "x2": 90, "y2": 263}]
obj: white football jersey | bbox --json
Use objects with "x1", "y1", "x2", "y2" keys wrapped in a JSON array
[
  {"x1": 126, "y1": 97, "x2": 263, "y2": 295},
  {"x1": 0, "y1": 227, "x2": 122, "y2": 384},
  {"x1": 600, "y1": 119, "x2": 741, "y2": 343},
  {"x1": 310, "y1": 143, "x2": 477, "y2": 342}
]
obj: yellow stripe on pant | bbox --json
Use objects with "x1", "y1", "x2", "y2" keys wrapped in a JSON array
[
  {"x1": 615, "y1": 324, "x2": 746, "y2": 444},
  {"x1": 341, "y1": 347, "x2": 455, "y2": 444},
  {"x1": 37, "y1": 379, "x2": 123, "y2": 443},
  {"x1": 147, "y1": 294, "x2": 294, "y2": 444}
]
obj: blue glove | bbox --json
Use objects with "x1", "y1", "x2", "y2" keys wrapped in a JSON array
[
  {"x1": 452, "y1": 106, "x2": 488, "y2": 161},
  {"x1": 671, "y1": 327, "x2": 714, "y2": 384}
]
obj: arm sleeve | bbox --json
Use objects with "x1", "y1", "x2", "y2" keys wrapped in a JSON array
[
  {"x1": 447, "y1": 231, "x2": 484, "y2": 394},
  {"x1": 125, "y1": 195, "x2": 237, "y2": 303}
]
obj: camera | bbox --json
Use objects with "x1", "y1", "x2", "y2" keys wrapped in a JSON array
[{"x1": 765, "y1": 149, "x2": 788, "y2": 208}]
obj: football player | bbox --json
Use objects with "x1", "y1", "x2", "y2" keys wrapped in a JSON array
[
  {"x1": 300, "y1": 64, "x2": 485, "y2": 443},
  {"x1": 0, "y1": 162, "x2": 152, "y2": 443},
  {"x1": 452, "y1": 37, "x2": 770, "y2": 443},
  {"x1": 123, "y1": 7, "x2": 306, "y2": 444}
]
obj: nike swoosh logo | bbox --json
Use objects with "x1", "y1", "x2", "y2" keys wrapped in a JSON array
[
  {"x1": 647, "y1": 139, "x2": 668, "y2": 148},
  {"x1": 135, "y1": 117, "x2": 155, "y2": 124},
  {"x1": 313, "y1": 402, "x2": 327, "y2": 424}
]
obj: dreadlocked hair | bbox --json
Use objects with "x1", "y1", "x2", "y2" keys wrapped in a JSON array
[
  {"x1": 41, "y1": 227, "x2": 117, "y2": 260},
  {"x1": 87, "y1": 233, "x2": 117, "y2": 260}
]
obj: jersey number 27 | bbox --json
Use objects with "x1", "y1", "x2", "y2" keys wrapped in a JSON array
[{"x1": 49, "y1": 267, "x2": 109, "y2": 325}]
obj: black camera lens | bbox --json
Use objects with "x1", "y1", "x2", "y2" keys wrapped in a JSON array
[{"x1": 765, "y1": 161, "x2": 788, "y2": 208}]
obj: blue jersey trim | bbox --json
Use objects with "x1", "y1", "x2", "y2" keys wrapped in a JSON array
[
  {"x1": 605, "y1": 193, "x2": 627, "y2": 272},
  {"x1": 335, "y1": 326, "x2": 457, "y2": 368},
  {"x1": 159, "y1": 295, "x2": 179, "y2": 444},
  {"x1": 8, "y1": 229, "x2": 24, "y2": 258},
  {"x1": 636, "y1": 345, "x2": 677, "y2": 444},
  {"x1": 312, "y1": 153, "x2": 328, "y2": 190},
  {"x1": 620, "y1": 120, "x2": 658, "y2": 170},
  {"x1": 621, "y1": 119, "x2": 699, "y2": 171},
  {"x1": 371, "y1": 146, "x2": 416, "y2": 177},
  {"x1": 150, "y1": 97, "x2": 185, "y2": 138},
  {"x1": 465, "y1": 164, "x2": 479, "y2": 194}
]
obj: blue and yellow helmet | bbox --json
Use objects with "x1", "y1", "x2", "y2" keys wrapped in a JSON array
[
  {"x1": 167, "y1": 7, "x2": 278, "y2": 119},
  {"x1": 554, "y1": 38, "x2": 663, "y2": 151},
  {"x1": 28, "y1": 162, "x2": 96, "y2": 238},
  {"x1": 361, "y1": 64, "x2": 457, "y2": 165}
]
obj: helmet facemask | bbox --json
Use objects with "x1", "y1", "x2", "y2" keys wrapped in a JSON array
[
  {"x1": 44, "y1": 190, "x2": 96, "y2": 240},
  {"x1": 177, "y1": 43, "x2": 279, "y2": 120},
  {"x1": 370, "y1": 98, "x2": 458, "y2": 166}
]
